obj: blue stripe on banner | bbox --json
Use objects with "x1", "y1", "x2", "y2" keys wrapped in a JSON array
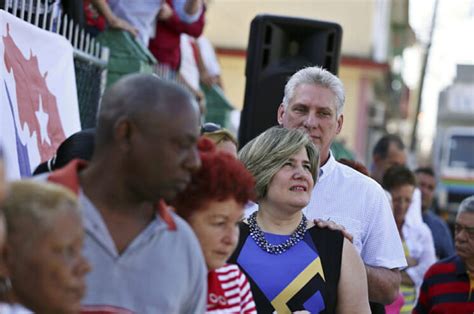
[{"x1": 4, "y1": 80, "x2": 31, "y2": 177}]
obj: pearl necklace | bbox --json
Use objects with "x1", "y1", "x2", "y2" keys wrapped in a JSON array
[{"x1": 248, "y1": 211, "x2": 307, "y2": 255}]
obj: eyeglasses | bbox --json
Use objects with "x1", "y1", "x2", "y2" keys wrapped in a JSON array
[
  {"x1": 454, "y1": 223, "x2": 474, "y2": 238},
  {"x1": 201, "y1": 122, "x2": 222, "y2": 134}
]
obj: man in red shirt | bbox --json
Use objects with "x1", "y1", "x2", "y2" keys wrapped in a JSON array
[{"x1": 414, "y1": 196, "x2": 474, "y2": 314}]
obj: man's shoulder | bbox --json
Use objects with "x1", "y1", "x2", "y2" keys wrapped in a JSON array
[
  {"x1": 425, "y1": 255, "x2": 459, "y2": 277},
  {"x1": 167, "y1": 211, "x2": 198, "y2": 239},
  {"x1": 424, "y1": 211, "x2": 449, "y2": 227}
]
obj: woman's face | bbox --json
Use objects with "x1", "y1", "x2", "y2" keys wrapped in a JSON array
[
  {"x1": 390, "y1": 184, "x2": 415, "y2": 229},
  {"x1": 8, "y1": 209, "x2": 91, "y2": 314},
  {"x1": 187, "y1": 198, "x2": 243, "y2": 270},
  {"x1": 265, "y1": 147, "x2": 314, "y2": 212}
]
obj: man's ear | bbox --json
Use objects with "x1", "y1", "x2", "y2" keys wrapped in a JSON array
[
  {"x1": 0, "y1": 243, "x2": 13, "y2": 278},
  {"x1": 336, "y1": 113, "x2": 344, "y2": 135},
  {"x1": 114, "y1": 117, "x2": 133, "y2": 151},
  {"x1": 277, "y1": 104, "x2": 285, "y2": 125}
]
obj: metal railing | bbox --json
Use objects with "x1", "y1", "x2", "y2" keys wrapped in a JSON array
[{"x1": 3, "y1": 0, "x2": 108, "y2": 66}]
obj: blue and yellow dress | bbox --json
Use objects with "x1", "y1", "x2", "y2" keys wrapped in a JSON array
[{"x1": 228, "y1": 223, "x2": 343, "y2": 314}]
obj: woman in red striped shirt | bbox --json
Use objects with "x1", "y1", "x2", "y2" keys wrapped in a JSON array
[{"x1": 173, "y1": 138, "x2": 257, "y2": 313}]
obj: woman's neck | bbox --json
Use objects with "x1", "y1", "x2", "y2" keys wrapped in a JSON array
[{"x1": 257, "y1": 201, "x2": 303, "y2": 235}]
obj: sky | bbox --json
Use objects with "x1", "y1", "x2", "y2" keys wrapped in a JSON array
[{"x1": 406, "y1": 0, "x2": 474, "y2": 157}]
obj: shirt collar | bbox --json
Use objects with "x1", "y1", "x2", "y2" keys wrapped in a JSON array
[
  {"x1": 454, "y1": 255, "x2": 468, "y2": 276},
  {"x1": 318, "y1": 151, "x2": 336, "y2": 182},
  {"x1": 47, "y1": 159, "x2": 176, "y2": 230}
]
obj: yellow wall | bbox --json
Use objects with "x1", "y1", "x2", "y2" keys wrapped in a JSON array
[
  {"x1": 205, "y1": 0, "x2": 377, "y2": 57},
  {"x1": 219, "y1": 54, "x2": 246, "y2": 110}
]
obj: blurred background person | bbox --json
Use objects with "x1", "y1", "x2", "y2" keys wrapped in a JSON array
[
  {"x1": 371, "y1": 133, "x2": 424, "y2": 228},
  {"x1": 196, "y1": 35, "x2": 223, "y2": 89},
  {"x1": 149, "y1": 0, "x2": 205, "y2": 74},
  {"x1": 201, "y1": 122, "x2": 237, "y2": 157},
  {"x1": 173, "y1": 138, "x2": 256, "y2": 313},
  {"x1": 233, "y1": 127, "x2": 370, "y2": 314},
  {"x1": 32, "y1": 129, "x2": 95, "y2": 176},
  {"x1": 413, "y1": 196, "x2": 474, "y2": 314},
  {"x1": 382, "y1": 165, "x2": 436, "y2": 314},
  {"x1": 0, "y1": 181, "x2": 91, "y2": 313},
  {"x1": 83, "y1": 0, "x2": 138, "y2": 37},
  {"x1": 106, "y1": 0, "x2": 203, "y2": 46},
  {"x1": 415, "y1": 167, "x2": 455, "y2": 260}
]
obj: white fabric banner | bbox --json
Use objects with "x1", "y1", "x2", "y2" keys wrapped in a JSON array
[{"x1": 0, "y1": 9, "x2": 81, "y2": 179}]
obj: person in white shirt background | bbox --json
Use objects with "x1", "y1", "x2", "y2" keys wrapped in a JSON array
[{"x1": 382, "y1": 165, "x2": 436, "y2": 313}]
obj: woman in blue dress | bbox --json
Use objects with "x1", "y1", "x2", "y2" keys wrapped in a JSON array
[{"x1": 230, "y1": 127, "x2": 370, "y2": 314}]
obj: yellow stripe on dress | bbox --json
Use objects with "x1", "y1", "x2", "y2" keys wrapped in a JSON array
[{"x1": 271, "y1": 257, "x2": 325, "y2": 314}]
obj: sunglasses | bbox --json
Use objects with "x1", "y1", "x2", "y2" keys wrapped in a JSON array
[{"x1": 201, "y1": 122, "x2": 222, "y2": 134}]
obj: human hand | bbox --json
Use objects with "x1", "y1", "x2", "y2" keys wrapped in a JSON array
[
  {"x1": 200, "y1": 71, "x2": 217, "y2": 87},
  {"x1": 314, "y1": 218, "x2": 353, "y2": 243},
  {"x1": 158, "y1": 2, "x2": 173, "y2": 21},
  {"x1": 108, "y1": 16, "x2": 138, "y2": 37}
]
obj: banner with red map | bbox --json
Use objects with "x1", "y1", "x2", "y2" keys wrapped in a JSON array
[{"x1": 0, "y1": 9, "x2": 81, "y2": 179}]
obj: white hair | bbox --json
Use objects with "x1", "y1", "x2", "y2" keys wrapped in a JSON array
[
  {"x1": 458, "y1": 195, "x2": 474, "y2": 216},
  {"x1": 282, "y1": 66, "x2": 345, "y2": 116}
]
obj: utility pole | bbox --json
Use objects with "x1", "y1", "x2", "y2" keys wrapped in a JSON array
[{"x1": 410, "y1": 0, "x2": 440, "y2": 152}]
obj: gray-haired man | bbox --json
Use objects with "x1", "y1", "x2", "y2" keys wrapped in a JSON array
[{"x1": 277, "y1": 67, "x2": 407, "y2": 307}]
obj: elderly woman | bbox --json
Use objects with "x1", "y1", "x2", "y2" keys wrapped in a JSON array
[
  {"x1": 172, "y1": 139, "x2": 256, "y2": 313},
  {"x1": 0, "y1": 180, "x2": 91, "y2": 314},
  {"x1": 230, "y1": 127, "x2": 370, "y2": 314}
]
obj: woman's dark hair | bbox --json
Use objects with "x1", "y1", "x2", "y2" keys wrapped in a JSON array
[
  {"x1": 382, "y1": 165, "x2": 416, "y2": 191},
  {"x1": 33, "y1": 128, "x2": 95, "y2": 175}
]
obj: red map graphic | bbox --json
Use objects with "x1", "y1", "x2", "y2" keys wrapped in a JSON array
[{"x1": 3, "y1": 23, "x2": 66, "y2": 162}]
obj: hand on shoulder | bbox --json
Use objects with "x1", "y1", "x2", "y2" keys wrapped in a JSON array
[{"x1": 313, "y1": 218, "x2": 353, "y2": 243}]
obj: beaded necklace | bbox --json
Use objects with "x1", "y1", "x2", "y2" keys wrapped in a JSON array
[{"x1": 248, "y1": 211, "x2": 307, "y2": 255}]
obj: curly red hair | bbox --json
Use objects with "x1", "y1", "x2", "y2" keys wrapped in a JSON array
[{"x1": 172, "y1": 137, "x2": 255, "y2": 219}]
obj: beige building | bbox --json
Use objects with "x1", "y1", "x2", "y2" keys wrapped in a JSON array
[{"x1": 203, "y1": 0, "x2": 412, "y2": 162}]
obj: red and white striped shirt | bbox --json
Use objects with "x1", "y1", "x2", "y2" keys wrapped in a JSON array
[{"x1": 207, "y1": 264, "x2": 257, "y2": 314}]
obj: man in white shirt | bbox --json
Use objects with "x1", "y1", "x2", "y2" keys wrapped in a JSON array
[{"x1": 276, "y1": 66, "x2": 407, "y2": 307}]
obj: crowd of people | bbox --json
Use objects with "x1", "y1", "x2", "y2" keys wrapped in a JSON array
[
  {"x1": 1, "y1": 64, "x2": 473, "y2": 313},
  {"x1": 1, "y1": 1, "x2": 473, "y2": 313}
]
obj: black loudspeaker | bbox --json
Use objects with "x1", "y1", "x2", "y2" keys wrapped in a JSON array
[{"x1": 238, "y1": 15, "x2": 343, "y2": 148}]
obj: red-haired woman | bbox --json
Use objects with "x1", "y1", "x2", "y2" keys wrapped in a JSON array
[{"x1": 172, "y1": 139, "x2": 257, "y2": 314}]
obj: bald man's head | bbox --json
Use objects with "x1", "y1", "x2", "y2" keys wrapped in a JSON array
[
  {"x1": 91, "y1": 74, "x2": 202, "y2": 202},
  {"x1": 95, "y1": 74, "x2": 198, "y2": 150}
]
